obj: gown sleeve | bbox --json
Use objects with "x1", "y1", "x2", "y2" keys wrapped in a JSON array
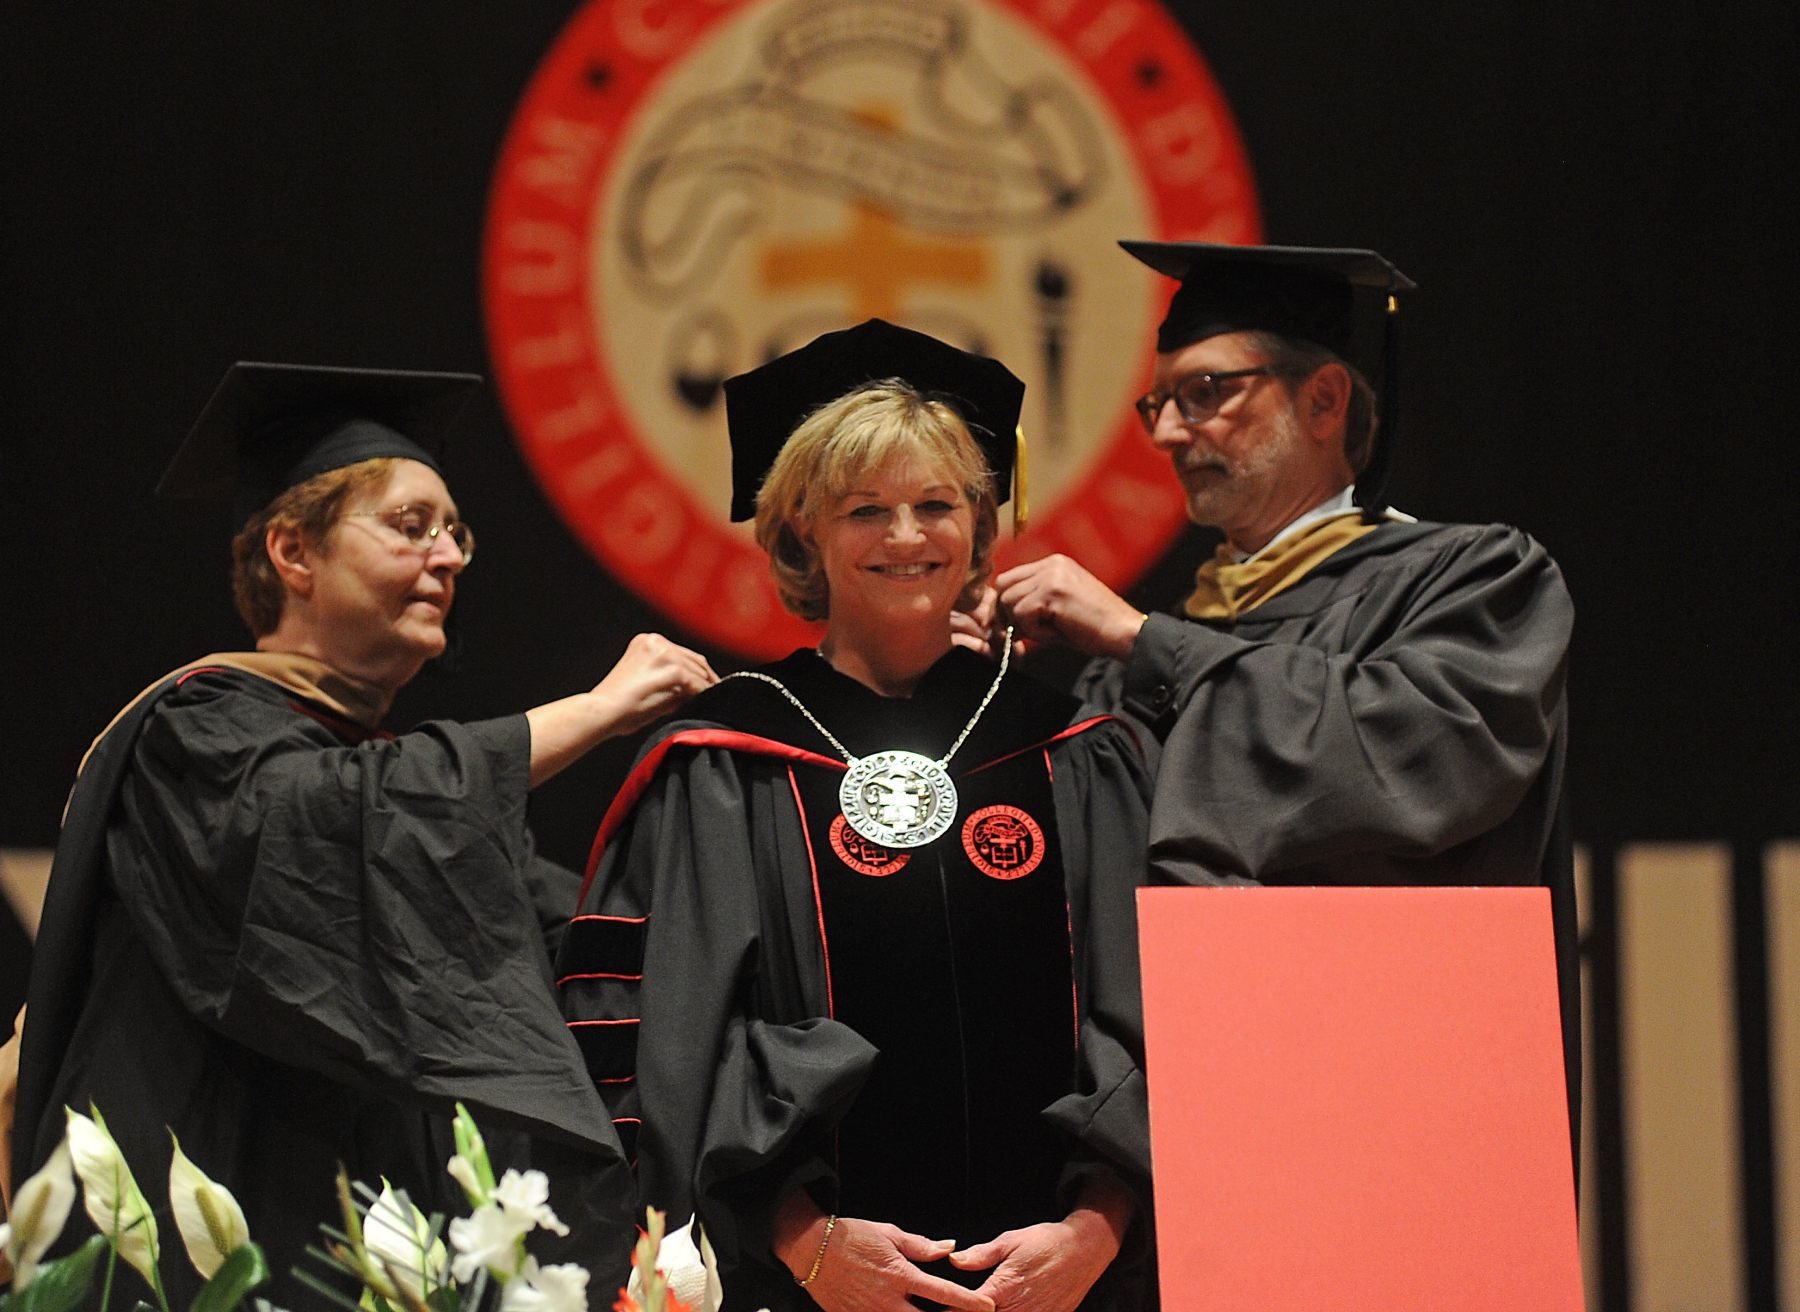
[
  {"x1": 107, "y1": 670, "x2": 615, "y2": 1152},
  {"x1": 560, "y1": 735, "x2": 877, "y2": 1271},
  {"x1": 1115, "y1": 524, "x2": 1573, "y2": 884},
  {"x1": 1045, "y1": 716, "x2": 1157, "y2": 1280},
  {"x1": 518, "y1": 834, "x2": 583, "y2": 960}
]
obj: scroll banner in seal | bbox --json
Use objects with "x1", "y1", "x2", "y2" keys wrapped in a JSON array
[
  {"x1": 1138, "y1": 887, "x2": 1583, "y2": 1311},
  {"x1": 485, "y1": 0, "x2": 1260, "y2": 657}
]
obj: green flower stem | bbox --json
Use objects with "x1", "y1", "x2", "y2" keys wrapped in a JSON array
[
  {"x1": 99, "y1": 1238, "x2": 119, "y2": 1312},
  {"x1": 148, "y1": 1250, "x2": 173, "y2": 1312}
]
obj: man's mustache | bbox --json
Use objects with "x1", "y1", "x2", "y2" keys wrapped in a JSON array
[{"x1": 1174, "y1": 450, "x2": 1232, "y2": 477}]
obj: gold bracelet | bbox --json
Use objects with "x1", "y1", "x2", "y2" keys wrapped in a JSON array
[{"x1": 796, "y1": 1214, "x2": 838, "y2": 1288}]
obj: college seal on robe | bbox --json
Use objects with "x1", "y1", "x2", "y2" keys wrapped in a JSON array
[
  {"x1": 962, "y1": 804, "x2": 1046, "y2": 880},
  {"x1": 828, "y1": 814, "x2": 911, "y2": 877},
  {"x1": 484, "y1": 0, "x2": 1261, "y2": 657}
]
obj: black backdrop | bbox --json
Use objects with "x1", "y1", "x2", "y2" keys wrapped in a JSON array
[{"x1": 4, "y1": 1, "x2": 1797, "y2": 885}]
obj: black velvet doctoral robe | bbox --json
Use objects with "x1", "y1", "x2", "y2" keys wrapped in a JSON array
[
  {"x1": 1077, "y1": 520, "x2": 1581, "y2": 1141},
  {"x1": 13, "y1": 665, "x2": 635, "y2": 1311},
  {"x1": 560, "y1": 649, "x2": 1155, "y2": 1311}
]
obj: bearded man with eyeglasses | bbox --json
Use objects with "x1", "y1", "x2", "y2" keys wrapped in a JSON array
[{"x1": 967, "y1": 242, "x2": 1580, "y2": 1146}]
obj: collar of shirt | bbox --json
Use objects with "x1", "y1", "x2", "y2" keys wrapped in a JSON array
[
  {"x1": 1224, "y1": 487, "x2": 1421, "y2": 564},
  {"x1": 1226, "y1": 486, "x2": 1359, "y2": 565}
]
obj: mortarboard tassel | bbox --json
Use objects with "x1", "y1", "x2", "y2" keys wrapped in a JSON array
[
  {"x1": 1012, "y1": 422, "x2": 1030, "y2": 537},
  {"x1": 1355, "y1": 293, "x2": 1402, "y2": 522}
]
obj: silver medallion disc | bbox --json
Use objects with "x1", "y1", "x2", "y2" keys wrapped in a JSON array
[{"x1": 839, "y1": 750, "x2": 959, "y2": 848}]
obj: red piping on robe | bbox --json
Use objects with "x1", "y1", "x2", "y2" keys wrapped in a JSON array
[
  {"x1": 787, "y1": 765, "x2": 834, "y2": 1019},
  {"x1": 957, "y1": 716, "x2": 1113, "y2": 778},
  {"x1": 580, "y1": 716, "x2": 1115, "y2": 900},
  {"x1": 581, "y1": 730, "x2": 847, "y2": 898}
]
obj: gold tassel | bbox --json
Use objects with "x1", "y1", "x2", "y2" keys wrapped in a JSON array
[{"x1": 1012, "y1": 422, "x2": 1030, "y2": 537}]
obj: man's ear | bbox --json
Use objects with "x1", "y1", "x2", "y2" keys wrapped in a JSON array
[
  {"x1": 1301, "y1": 362, "x2": 1353, "y2": 446},
  {"x1": 265, "y1": 522, "x2": 315, "y2": 599}
]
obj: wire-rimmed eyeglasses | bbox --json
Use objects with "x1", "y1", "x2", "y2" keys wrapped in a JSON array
[{"x1": 345, "y1": 504, "x2": 476, "y2": 565}]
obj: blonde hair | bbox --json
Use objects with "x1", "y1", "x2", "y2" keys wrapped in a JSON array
[
  {"x1": 753, "y1": 381, "x2": 999, "y2": 621},
  {"x1": 230, "y1": 457, "x2": 400, "y2": 636}
]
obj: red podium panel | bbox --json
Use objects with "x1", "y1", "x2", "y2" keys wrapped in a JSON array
[{"x1": 1138, "y1": 886, "x2": 1581, "y2": 1311}]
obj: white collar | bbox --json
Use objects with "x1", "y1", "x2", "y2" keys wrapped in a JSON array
[{"x1": 1225, "y1": 487, "x2": 1416, "y2": 564}]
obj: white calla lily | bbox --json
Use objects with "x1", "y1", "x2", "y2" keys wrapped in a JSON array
[
  {"x1": 167, "y1": 1134, "x2": 249, "y2": 1279},
  {"x1": 697, "y1": 1222, "x2": 722, "y2": 1312},
  {"x1": 2, "y1": 1136, "x2": 77, "y2": 1289},
  {"x1": 500, "y1": 1256, "x2": 589, "y2": 1312},
  {"x1": 491, "y1": 1169, "x2": 568, "y2": 1237},
  {"x1": 65, "y1": 1107, "x2": 159, "y2": 1285},
  {"x1": 446, "y1": 1154, "x2": 485, "y2": 1207},
  {"x1": 447, "y1": 1201, "x2": 529, "y2": 1283},
  {"x1": 363, "y1": 1182, "x2": 446, "y2": 1298},
  {"x1": 625, "y1": 1218, "x2": 721, "y2": 1312}
]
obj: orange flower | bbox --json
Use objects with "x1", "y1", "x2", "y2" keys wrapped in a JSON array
[{"x1": 612, "y1": 1288, "x2": 691, "y2": 1312}]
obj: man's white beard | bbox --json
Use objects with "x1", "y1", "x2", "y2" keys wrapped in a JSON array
[{"x1": 1178, "y1": 396, "x2": 1307, "y2": 530}]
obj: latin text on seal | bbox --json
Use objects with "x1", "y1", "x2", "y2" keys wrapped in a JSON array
[{"x1": 840, "y1": 750, "x2": 958, "y2": 848}]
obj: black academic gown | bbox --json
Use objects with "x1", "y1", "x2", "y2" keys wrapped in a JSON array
[
  {"x1": 560, "y1": 649, "x2": 1156, "y2": 1311},
  {"x1": 13, "y1": 666, "x2": 635, "y2": 1311},
  {"x1": 1078, "y1": 520, "x2": 1581, "y2": 1144}
]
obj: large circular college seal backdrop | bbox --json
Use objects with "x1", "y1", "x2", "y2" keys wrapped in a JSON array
[{"x1": 485, "y1": 0, "x2": 1260, "y2": 658}]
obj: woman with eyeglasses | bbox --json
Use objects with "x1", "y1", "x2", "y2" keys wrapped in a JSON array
[{"x1": 7, "y1": 363, "x2": 716, "y2": 1309}]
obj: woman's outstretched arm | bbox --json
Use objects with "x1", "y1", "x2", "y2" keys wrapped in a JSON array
[{"x1": 525, "y1": 632, "x2": 718, "y2": 787}]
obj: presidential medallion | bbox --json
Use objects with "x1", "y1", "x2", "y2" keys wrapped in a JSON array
[{"x1": 840, "y1": 751, "x2": 958, "y2": 848}]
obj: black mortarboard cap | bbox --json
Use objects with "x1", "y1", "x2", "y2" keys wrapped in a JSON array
[
  {"x1": 1120, "y1": 242, "x2": 1415, "y2": 517},
  {"x1": 157, "y1": 362, "x2": 484, "y2": 529},
  {"x1": 723, "y1": 319, "x2": 1026, "y2": 522}
]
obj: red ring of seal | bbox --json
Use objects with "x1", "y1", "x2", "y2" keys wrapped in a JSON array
[
  {"x1": 483, "y1": 0, "x2": 1262, "y2": 660},
  {"x1": 829, "y1": 814, "x2": 911, "y2": 877},
  {"x1": 961, "y1": 805, "x2": 1046, "y2": 881}
]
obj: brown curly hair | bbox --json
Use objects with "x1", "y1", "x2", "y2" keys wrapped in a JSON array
[
  {"x1": 229, "y1": 458, "x2": 401, "y2": 636},
  {"x1": 753, "y1": 382, "x2": 999, "y2": 622}
]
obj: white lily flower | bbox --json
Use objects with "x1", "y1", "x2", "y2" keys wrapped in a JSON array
[
  {"x1": 363, "y1": 1182, "x2": 446, "y2": 1298},
  {"x1": 625, "y1": 1218, "x2": 721, "y2": 1312},
  {"x1": 2, "y1": 1137, "x2": 77, "y2": 1289},
  {"x1": 500, "y1": 1256, "x2": 589, "y2": 1312},
  {"x1": 446, "y1": 1154, "x2": 485, "y2": 1207},
  {"x1": 65, "y1": 1108, "x2": 159, "y2": 1285},
  {"x1": 492, "y1": 1169, "x2": 568, "y2": 1237},
  {"x1": 447, "y1": 1202, "x2": 529, "y2": 1283},
  {"x1": 167, "y1": 1135, "x2": 249, "y2": 1279}
]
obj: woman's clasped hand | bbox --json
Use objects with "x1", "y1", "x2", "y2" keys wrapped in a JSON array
[
  {"x1": 780, "y1": 1211, "x2": 991, "y2": 1312},
  {"x1": 774, "y1": 1173, "x2": 1133, "y2": 1312}
]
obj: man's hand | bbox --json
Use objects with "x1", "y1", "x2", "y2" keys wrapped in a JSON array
[
  {"x1": 993, "y1": 555, "x2": 1146, "y2": 661},
  {"x1": 774, "y1": 1192, "x2": 994, "y2": 1312},
  {"x1": 950, "y1": 587, "x2": 1030, "y2": 661}
]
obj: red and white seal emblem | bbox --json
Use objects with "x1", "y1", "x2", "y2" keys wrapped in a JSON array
[
  {"x1": 485, "y1": 0, "x2": 1260, "y2": 657},
  {"x1": 829, "y1": 813, "x2": 911, "y2": 877},
  {"x1": 961, "y1": 804, "x2": 1046, "y2": 880}
]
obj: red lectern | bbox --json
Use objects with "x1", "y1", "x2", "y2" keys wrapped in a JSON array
[{"x1": 1138, "y1": 886, "x2": 1581, "y2": 1311}]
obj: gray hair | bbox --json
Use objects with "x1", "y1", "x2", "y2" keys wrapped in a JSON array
[{"x1": 1240, "y1": 331, "x2": 1379, "y2": 475}]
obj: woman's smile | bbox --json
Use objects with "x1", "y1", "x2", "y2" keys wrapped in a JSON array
[{"x1": 865, "y1": 560, "x2": 944, "y2": 578}]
